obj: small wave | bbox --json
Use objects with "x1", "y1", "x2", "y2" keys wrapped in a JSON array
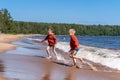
[
  {"x1": 22, "y1": 37, "x2": 35, "y2": 44},
  {"x1": 56, "y1": 42, "x2": 120, "y2": 70}
]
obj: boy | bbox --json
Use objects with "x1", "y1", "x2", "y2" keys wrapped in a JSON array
[
  {"x1": 69, "y1": 29, "x2": 97, "y2": 71},
  {"x1": 41, "y1": 29, "x2": 58, "y2": 59},
  {"x1": 69, "y1": 29, "x2": 84, "y2": 67}
]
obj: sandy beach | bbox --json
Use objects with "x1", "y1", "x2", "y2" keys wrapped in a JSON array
[
  {"x1": 0, "y1": 34, "x2": 120, "y2": 80},
  {"x1": 0, "y1": 34, "x2": 24, "y2": 53},
  {"x1": 0, "y1": 34, "x2": 40, "y2": 53}
]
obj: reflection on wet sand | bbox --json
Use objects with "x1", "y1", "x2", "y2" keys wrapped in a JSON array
[
  {"x1": 0, "y1": 60, "x2": 4, "y2": 72},
  {"x1": 0, "y1": 60, "x2": 7, "y2": 80},
  {"x1": 42, "y1": 73, "x2": 50, "y2": 80},
  {"x1": 42, "y1": 71, "x2": 73, "y2": 80},
  {"x1": 42, "y1": 61, "x2": 51, "y2": 80},
  {"x1": 0, "y1": 77, "x2": 7, "y2": 80},
  {"x1": 64, "y1": 73, "x2": 72, "y2": 80}
]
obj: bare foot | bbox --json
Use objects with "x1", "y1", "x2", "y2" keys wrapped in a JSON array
[
  {"x1": 46, "y1": 56, "x2": 52, "y2": 59},
  {"x1": 91, "y1": 67, "x2": 98, "y2": 71},
  {"x1": 75, "y1": 65, "x2": 81, "y2": 69},
  {"x1": 55, "y1": 56, "x2": 59, "y2": 60},
  {"x1": 71, "y1": 65, "x2": 81, "y2": 69},
  {"x1": 70, "y1": 64, "x2": 76, "y2": 67}
]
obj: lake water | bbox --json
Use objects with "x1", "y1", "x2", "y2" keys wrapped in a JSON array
[{"x1": 32, "y1": 36, "x2": 120, "y2": 50}]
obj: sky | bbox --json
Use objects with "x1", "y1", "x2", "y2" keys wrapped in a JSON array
[{"x1": 0, "y1": 0, "x2": 120, "y2": 25}]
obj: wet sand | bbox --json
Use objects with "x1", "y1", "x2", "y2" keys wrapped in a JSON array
[
  {"x1": 0, "y1": 54, "x2": 120, "y2": 80},
  {"x1": 0, "y1": 35, "x2": 120, "y2": 80}
]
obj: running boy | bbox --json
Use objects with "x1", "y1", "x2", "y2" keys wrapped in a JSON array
[
  {"x1": 69, "y1": 29, "x2": 97, "y2": 71},
  {"x1": 41, "y1": 29, "x2": 58, "y2": 59},
  {"x1": 69, "y1": 29, "x2": 84, "y2": 67}
]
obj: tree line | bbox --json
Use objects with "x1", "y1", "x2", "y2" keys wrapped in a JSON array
[{"x1": 0, "y1": 8, "x2": 120, "y2": 36}]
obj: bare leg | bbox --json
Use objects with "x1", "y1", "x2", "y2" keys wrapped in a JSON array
[
  {"x1": 73, "y1": 57, "x2": 77, "y2": 66},
  {"x1": 46, "y1": 46, "x2": 51, "y2": 59},
  {"x1": 70, "y1": 51, "x2": 77, "y2": 66},
  {"x1": 52, "y1": 46, "x2": 58, "y2": 59},
  {"x1": 73, "y1": 56, "x2": 85, "y2": 63},
  {"x1": 72, "y1": 56, "x2": 97, "y2": 71}
]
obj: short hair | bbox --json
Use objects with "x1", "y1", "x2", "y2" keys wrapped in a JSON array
[
  {"x1": 69, "y1": 29, "x2": 76, "y2": 34},
  {"x1": 48, "y1": 28, "x2": 53, "y2": 32}
]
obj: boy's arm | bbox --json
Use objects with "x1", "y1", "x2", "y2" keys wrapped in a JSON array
[{"x1": 41, "y1": 35, "x2": 48, "y2": 42}]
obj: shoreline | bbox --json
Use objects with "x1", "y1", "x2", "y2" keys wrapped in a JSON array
[
  {"x1": 0, "y1": 34, "x2": 120, "y2": 80},
  {"x1": 0, "y1": 34, "x2": 41, "y2": 53},
  {"x1": 0, "y1": 34, "x2": 24, "y2": 53}
]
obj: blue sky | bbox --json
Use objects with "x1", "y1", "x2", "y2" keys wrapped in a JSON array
[{"x1": 0, "y1": 0, "x2": 120, "y2": 25}]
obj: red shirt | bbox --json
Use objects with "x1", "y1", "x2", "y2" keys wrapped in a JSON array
[
  {"x1": 70, "y1": 35, "x2": 79, "y2": 50},
  {"x1": 41, "y1": 34, "x2": 57, "y2": 46}
]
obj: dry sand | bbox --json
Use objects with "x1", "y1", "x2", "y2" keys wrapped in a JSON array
[
  {"x1": 0, "y1": 34, "x2": 40, "y2": 53},
  {"x1": 0, "y1": 34, "x2": 24, "y2": 53}
]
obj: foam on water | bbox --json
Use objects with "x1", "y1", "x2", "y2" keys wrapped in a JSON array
[{"x1": 56, "y1": 42, "x2": 120, "y2": 70}]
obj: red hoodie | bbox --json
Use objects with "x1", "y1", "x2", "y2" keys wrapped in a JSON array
[
  {"x1": 41, "y1": 34, "x2": 57, "y2": 46},
  {"x1": 70, "y1": 35, "x2": 79, "y2": 50}
]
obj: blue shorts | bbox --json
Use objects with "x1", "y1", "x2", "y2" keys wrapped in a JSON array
[
  {"x1": 69, "y1": 48, "x2": 80, "y2": 54},
  {"x1": 76, "y1": 48, "x2": 80, "y2": 53}
]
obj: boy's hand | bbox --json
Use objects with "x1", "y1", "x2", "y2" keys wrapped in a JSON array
[{"x1": 77, "y1": 45, "x2": 80, "y2": 49}]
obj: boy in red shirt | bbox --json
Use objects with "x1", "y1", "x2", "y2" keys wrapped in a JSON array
[
  {"x1": 69, "y1": 29, "x2": 97, "y2": 71},
  {"x1": 41, "y1": 29, "x2": 58, "y2": 59},
  {"x1": 69, "y1": 29, "x2": 84, "y2": 67}
]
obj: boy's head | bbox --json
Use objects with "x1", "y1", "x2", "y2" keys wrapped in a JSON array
[
  {"x1": 48, "y1": 28, "x2": 53, "y2": 34},
  {"x1": 69, "y1": 29, "x2": 76, "y2": 35}
]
